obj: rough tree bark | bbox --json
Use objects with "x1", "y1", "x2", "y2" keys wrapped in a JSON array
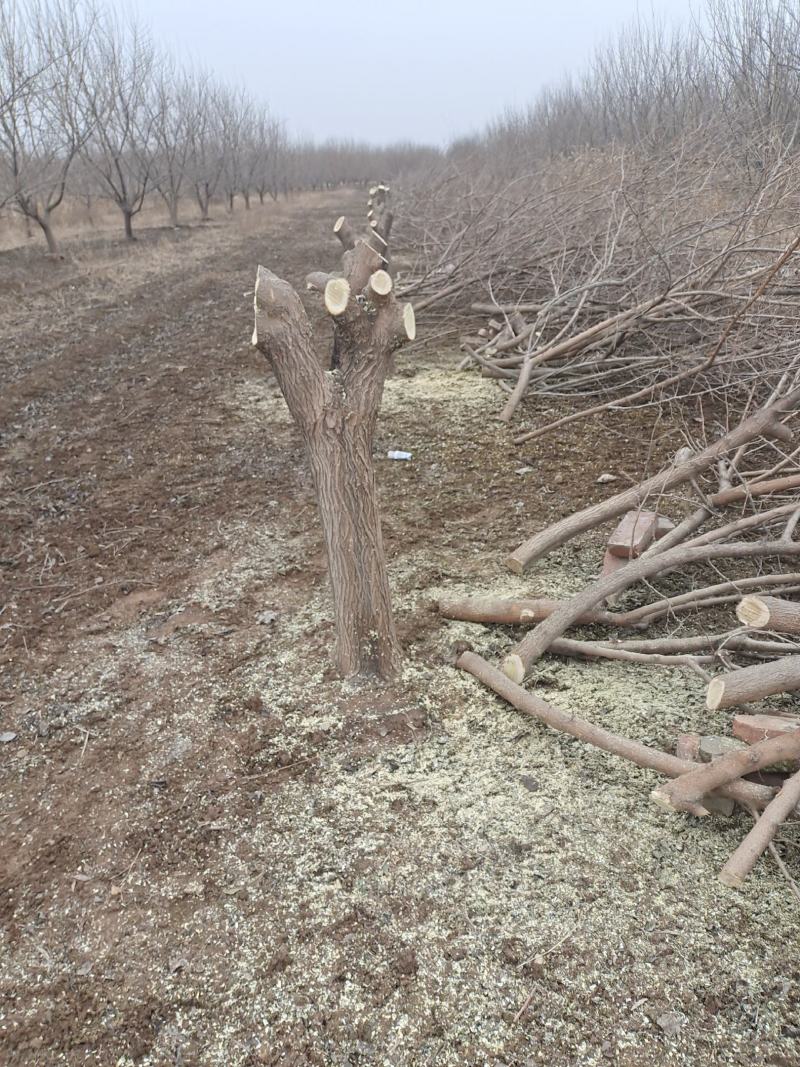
[
  {"x1": 719, "y1": 769, "x2": 800, "y2": 888},
  {"x1": 706, "y1": 655, "x2": 800, "y2": 710},
  {"x1": 252, "y1": 216, "x2": 415, "y2": 679}
]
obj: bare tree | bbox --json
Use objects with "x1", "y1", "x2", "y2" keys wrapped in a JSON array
[
  {"x1": 253, "y1": 111, "x2": 286, "y2": 204},
  {"x1": 0, "y1": 0, "x2": 94, "y2": 242},
  {"x1": 216, "y1": 85, "x2": 249, "y2": 212},
  {"x1": 150, "y1": 61, "x2": 194, "y2": 227},
  {"x1": 81, "y1": 12, "x2": 158, "y2": 240},
  {"x1": 187, "y1": 72, "x2": 224, "y2": 222}
]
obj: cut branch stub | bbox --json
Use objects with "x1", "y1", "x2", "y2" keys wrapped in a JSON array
[
  {"x1": 402, "y1": 303, "x2": 416, "y2": 341},
  {"x1": 324, "y1": 277, "x2": 351, "y2": 317},
  {"x1": 368, "y1": 269, "x2": 393, "y2": 300},
  {"x1": 333, "y1": 215, "x2": 356, "y2": 251},
  {"x1": 342, "y1": 238, "x2": 385, "y2": 292},
  {"x1": 253, "y1": 267, "x2": 328, "y2": 427}
]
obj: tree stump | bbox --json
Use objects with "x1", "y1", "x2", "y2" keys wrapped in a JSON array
[{"x1": 252, "y1": 212, "x2": 415, "y2": 679}]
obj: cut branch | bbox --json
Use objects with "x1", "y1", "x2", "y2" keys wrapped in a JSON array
[
  {"x1": 652, "y1": 729, "x2": 800, "y2": 816},
  {"x1": 719, "y1": 769, "x2": 800, "y2": 888},
  {"x1": 507, "y1": 396, "x2": 799, "y2": 575},
  {"x1": 457, "y1": 651, "x2": 777, "y2": 811},
  {"x1": 503, "y1": 541, "x2": 800, "y2": 681},
  {"x1": 706, "y1": 656, "x2": 800, "y2": 710}
]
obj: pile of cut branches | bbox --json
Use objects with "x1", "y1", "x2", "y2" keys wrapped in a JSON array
[
  {"x1": 398, "y1": 143, "x2": 800, "y2": 433},
  {"x1": 441, "y1": 388, "x2": 800, "y2": 890}
]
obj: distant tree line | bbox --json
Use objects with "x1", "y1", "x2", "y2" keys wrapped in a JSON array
[
  {"x1": 0, "y1": 0, "x2": 438, "y2": 252},
  {"x1": 446, "y1": 0, "x2": 800, "y2": 171}
]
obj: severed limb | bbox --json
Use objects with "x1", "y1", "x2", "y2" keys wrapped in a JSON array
[
  {"x1": 719, "y1": 768, "x2": 800, "y2": 888},
  {"x1": 333, "y1": 215, "x2": 357, "y2": 251},
  {"x1": 438, "y1": 596, "x2": 621, "y2": 627},
  {"x1": 706, "y1": 655, "x2": 800, "y2": 710},
  {"x1": 737, "y1": 594, "x2": 800, "y2": 634},
  {"x1": 641, "y1": 474, "x2": 800, "y2": 560},
  {"x1": 439, "y1": 578, "x2": 800, "y2": 631},
  {"x1": 457, "y1": 651, "x2": 778, "y2": 811},
  {"x1": 551, "y1": 633, "x2": 800, "y2": 661},
  {"x1": 507, "y1": 398, "x2": 799, "y2": 575}
]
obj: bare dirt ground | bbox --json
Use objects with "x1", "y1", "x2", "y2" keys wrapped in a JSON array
[{"x1": 1, "y1": 191, "x2": 799, "y2": 1067}]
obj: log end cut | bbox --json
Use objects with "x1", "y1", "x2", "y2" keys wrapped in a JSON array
[
  {"x1": 324, "y1": 277, "x2": 351, "y2": 317},
  {"x1": 505, "y1": 552, "x2": 526, "y2": 576},
  {"x1": 500, "y1": 653, "x2": 525, "y2": 685},
  {"x1": 718, "y1": 868, "x2": 745, "y2": 890},
  {"x1": 368, "y1": 269, "x2": 392, "y2": 298},
  {"x1": 706, "y1": 678, "x2": 724, "y2": 711},
  {"x1": 736, "y1": 595, "x2": 771, "y2": 629},
  {"x1": 402, "y1": 303, "x2": 416, "y2": 342}
]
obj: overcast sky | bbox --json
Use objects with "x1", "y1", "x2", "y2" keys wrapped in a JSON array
[{"x1": 134, "y1": 0, "x2": 699, "y2": 145}]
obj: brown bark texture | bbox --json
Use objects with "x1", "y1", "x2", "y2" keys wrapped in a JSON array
[
  {"x1": 706, "y1": 655, "x2": 800, "y2": 710},
  {"x1": 252, "y1": 210, "x2": 413, "y2": 678}
]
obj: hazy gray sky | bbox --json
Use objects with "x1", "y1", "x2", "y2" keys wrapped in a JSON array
[{"x1": 135, "y1": 0, "x2": 698, "y2": 144}]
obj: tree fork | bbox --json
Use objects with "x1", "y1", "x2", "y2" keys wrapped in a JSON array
[{"x1": 252, "y1": 211, "x2": 415, "y2": 679}]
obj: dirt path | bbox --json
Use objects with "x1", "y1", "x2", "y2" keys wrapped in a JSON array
[{"x1": 1, "y1": 193, "x2": 799, "y2": 1066}]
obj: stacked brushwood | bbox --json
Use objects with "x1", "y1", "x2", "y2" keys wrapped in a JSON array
[
  {"x1": 440, "y1": 388, "x2": 800, "y2": 890},
  {"x1": 397, "y1": 143, "x2": 800, "y2": 432}
]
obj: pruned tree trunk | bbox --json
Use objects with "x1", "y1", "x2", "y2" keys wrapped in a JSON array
[
  {"x1": 252, "y1": 211, "x2": 415, "y2": 679},
  {"x1": 122, "y1": 207, "x2": 135, "y2": 241}
]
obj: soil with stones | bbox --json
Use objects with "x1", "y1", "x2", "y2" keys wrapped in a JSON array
[{"x1": 1, "y1": 191, "x2": 799, "y2": 1067}]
